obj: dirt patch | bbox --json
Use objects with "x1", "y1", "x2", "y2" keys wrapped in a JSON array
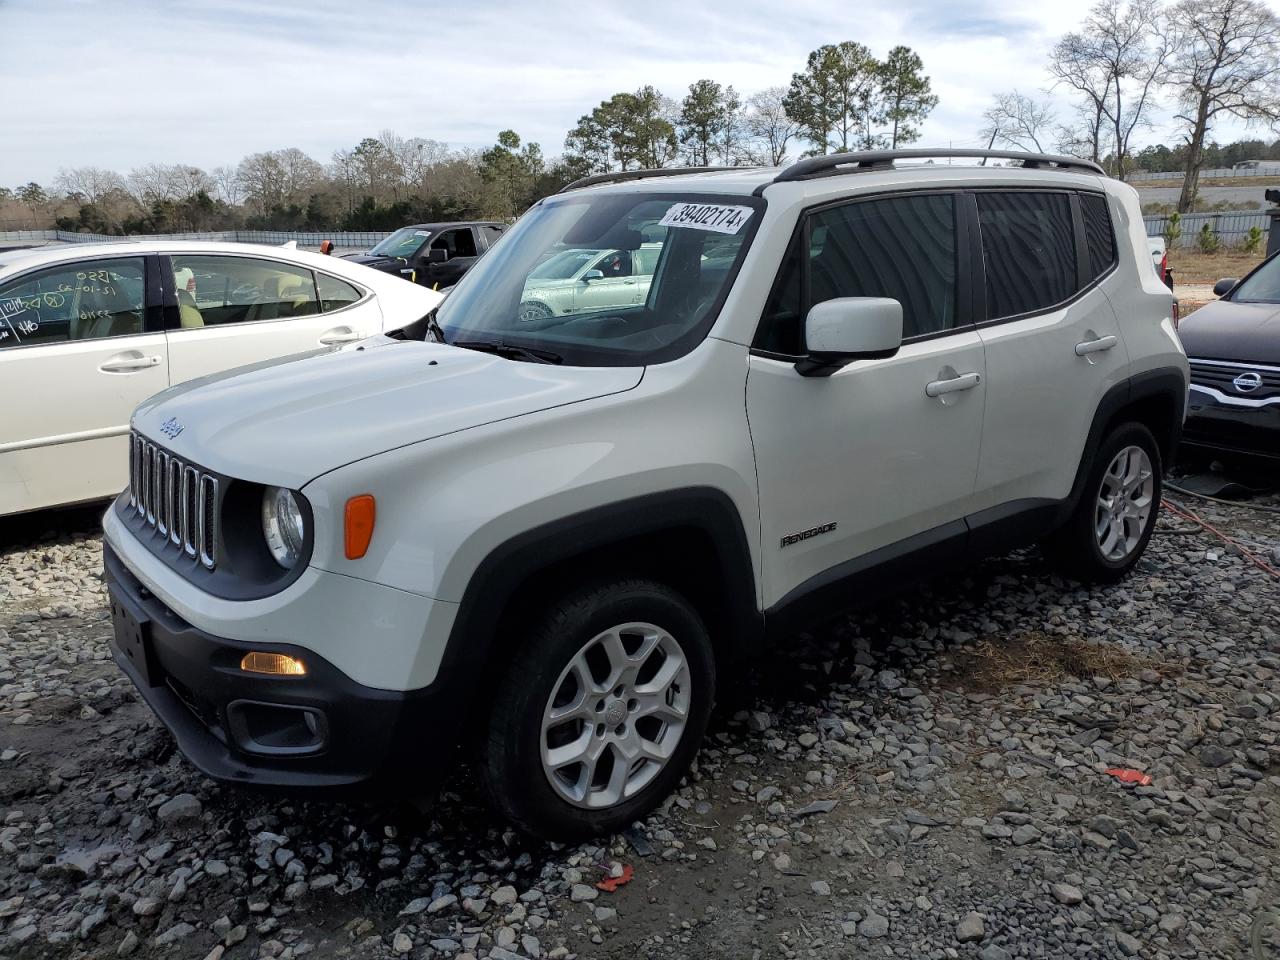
[
  {"x1": 944, "y1": 630, "x2": 1177, "y2": 694},
  {"x1": 1169, "y1": 249, "x2": 1265, "y2": 285}
]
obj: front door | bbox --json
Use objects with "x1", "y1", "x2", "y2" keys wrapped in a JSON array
[
  {"x1": 161, "y1": 254, "x2": 383, "y2": 384},
  {"x1": 746, "y1": 192, "x2": 986, "y2": 608},
  {"x1": 573, "y1": 250, "x2": 642, "y2": 313},
  {"x1": 0, "y1": 254, "x2": 168, "y2": 514},
  {"x1": 422, "y1": 228, "x2": 480, "y2": 288}
]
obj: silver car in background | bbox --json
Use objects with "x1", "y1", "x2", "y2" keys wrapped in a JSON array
[{"x1": 518, "y1": 244, "x2": 661, "y2": 321}]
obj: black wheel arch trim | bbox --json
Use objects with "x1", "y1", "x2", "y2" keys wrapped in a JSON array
[{"x1": 438, "y1": 486, "x2": 763, "y2": 696}]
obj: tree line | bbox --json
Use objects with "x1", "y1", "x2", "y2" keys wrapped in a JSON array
[
  {"x1": 4, "y1": 0, "x2": 1279, "y2": 233},
  {"x1": 979, "y1": 0, "x2": 1280, "y2": 211},
  {"x1": 0, "y1": 39, "x2": 937, "y2": 234}
]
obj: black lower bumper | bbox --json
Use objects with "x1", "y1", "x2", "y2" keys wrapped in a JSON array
[
  {"x1": 104, "y1": 543, "x2": 457, "y2": 792},
  {"x1": 1183, "y1": 389, "x2": 1280, "y2": 463}
]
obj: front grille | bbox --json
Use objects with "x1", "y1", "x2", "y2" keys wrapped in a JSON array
[
  {"x1": 1189, "y1": 359, "x2": 1280, "y2": 400},
  {"x1": 128, "y1": 432, "x2": 219, "y2": 569}
]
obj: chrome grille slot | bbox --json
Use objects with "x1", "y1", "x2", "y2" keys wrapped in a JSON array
[
  {"x1": 182, "y1": 466, "x2": 199, "y2": 557},
  {"x1": 127, "y1": 430, "x2": 219, "y2": 570},
  {"x1": 155, "y1": 451, "x2": 170, "y2": 536},
  {"x1": 199, "y1": 475, "x2": 218, "y2": 570}
]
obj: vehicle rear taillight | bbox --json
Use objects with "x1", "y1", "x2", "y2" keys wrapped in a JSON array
[
  {"x1": 1160, "y1": 251, "x2": 1169, "y2": 283},
  {"x1": 1171, "y1": 300, "x2": 1180, "y2": 329}
]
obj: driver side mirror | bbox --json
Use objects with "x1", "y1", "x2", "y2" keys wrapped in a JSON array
[
  {"x1": 795, "y1": 297, "x2": 903, "y2": 378},
  {"x1": 581, "y1": 269, "x2": 604, "y2": 283},
  {"x1": 426, "y1": 248, "x2": 449, "y2": 264},
  {"x1": 1213, "y1": 277, "x2": 1238, "y2": 298}
]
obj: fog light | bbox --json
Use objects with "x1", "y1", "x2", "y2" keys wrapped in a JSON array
[{"x1": 240, "y1": 652, "x2": 306, "y2": 676}]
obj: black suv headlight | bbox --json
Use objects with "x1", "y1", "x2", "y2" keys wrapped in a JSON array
[{"x1": 262, "y1": 486, "x2": 306, "y2": 569}]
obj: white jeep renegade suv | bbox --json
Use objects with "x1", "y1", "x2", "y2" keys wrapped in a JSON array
[{"x1": 104, "y1": 150, "x2": 1187, "y2": 839}]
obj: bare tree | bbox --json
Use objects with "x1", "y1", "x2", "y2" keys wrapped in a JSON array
[
  {"x1": 211, "y1": 165, "x2": 242, "y2": 206},
  {"x1": 1050, "y1": 0, "x2": 1170, "y2": 179},
  {"x1": 1165, "y1": 0, "x2": 1280, "y2": 211},
  {"x1": 981, "y1": 92, "x2": 1057, "y2": 153},
  {"x1": 55, "y1": 167, "x2": 126, "y2": 205},
  {"x1": 745, "y1": 86, "x2": 799, "y2": 165}
]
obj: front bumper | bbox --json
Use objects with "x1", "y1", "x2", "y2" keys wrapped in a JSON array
[
  {"x1": 1183, "y1": 385, "x2": 1280, "y2": 462},
  {"x1": 105, "y1": 543, "x2": 458, "y2": 790}
]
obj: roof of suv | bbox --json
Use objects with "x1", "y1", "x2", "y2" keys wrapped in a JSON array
[{"x1": 557, "y1": 150, "x2": 1117, "y2": 201}]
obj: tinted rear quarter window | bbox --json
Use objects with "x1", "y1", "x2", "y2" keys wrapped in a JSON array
[
  {"x1": 977, "y1": 192, "x2": 1077, "y2": 320},
  {"x1": 1080, "y1": 193, "x2": 1117, "y2": 281}
]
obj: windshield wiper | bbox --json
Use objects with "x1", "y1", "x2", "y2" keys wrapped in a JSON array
[{"x1": 451, "y1": 339, "x2": 564, "y2": 365}]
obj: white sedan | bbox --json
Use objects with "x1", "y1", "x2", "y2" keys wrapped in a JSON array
[{"x1": 0, "y1": 241, "x2": 442, "y2": 516}]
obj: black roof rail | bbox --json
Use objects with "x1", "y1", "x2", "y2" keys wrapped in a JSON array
[
  {"x1": 559, "y1": 166, "x2": 753, "y2": 193},
  {"x1": 770, "y1": 149, "x2": 1105, "y2": 186}
]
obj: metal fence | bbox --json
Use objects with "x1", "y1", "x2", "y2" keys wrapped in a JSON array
[
  {"x1": 1143, "y1": 212, "x2": 1268, "y2": 248},
  {"x1": 1128, "y1": 165, "x2": 1280, "y2": 182},
  {"x1": 0, "y1": 228, "x2": 392, "y2": 255}
]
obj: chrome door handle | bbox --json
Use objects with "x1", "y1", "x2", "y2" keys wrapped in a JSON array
[
  {"x1": 925, "y1": 372, "x2": 981, "y2": 398},
  {"x1": 319, "y1": 330, "x2": 361, "y2": 345},
  {"x1": 99, "y1": 355, "x2": 161, "y2": 372},
  {"x1": 1075, "y1": 335, "x2": 1117, "y2": 356}
]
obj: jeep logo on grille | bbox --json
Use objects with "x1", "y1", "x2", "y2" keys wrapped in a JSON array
[
  {"x1": 1232, "y1": 371, "x2": 1263, "y2": 393},
  {"x1": 159, "y1": 416, "x2": 184, "y2": 439}
]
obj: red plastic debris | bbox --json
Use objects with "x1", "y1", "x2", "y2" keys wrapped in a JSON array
[
  {"x1": 1104, "y1": 767, "x2": 1152, "y2": 786},
  {"x1": 596, "y1": 864, "x2": 634, "y2": 892}
]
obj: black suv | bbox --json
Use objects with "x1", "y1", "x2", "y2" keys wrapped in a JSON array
[
  {"x1": 343, "y1": 221, "x2": 506, "y2": 289},
  {"x1": 1178, "y1": 251, "x2": 1280, "y2": 464}
]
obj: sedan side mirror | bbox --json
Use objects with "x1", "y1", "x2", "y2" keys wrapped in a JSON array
[
  {"x1": 795, "y1": 297, "x2": 903, "y2": 378},
  {"x1": 427, "y1": 248, "x2": 449, "y2": 264},
  {"x1": 581, "y1": 269, "x2": 604, "y2": 282},
  {"x1": 1213, "y1": 277, "x2": 1238, "y2": 298}
]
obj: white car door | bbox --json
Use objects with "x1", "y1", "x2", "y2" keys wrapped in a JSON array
[
  {"x1": 971, "y1": 190, "x2": 1130, "y2": 511},
  {"x1": 161, "y1": 253, "x2": 383, "y2": 384},
  {"x1": 746, "y1": 192, "x2": 986, "y2": 608},
  {"x1": 0, "y1": 254, "x2": 168, "y2": 515}
]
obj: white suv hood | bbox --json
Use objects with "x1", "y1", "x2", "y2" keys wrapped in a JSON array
[{"x1": 132, "y1": 339, "x2": 643, "y2": 488}]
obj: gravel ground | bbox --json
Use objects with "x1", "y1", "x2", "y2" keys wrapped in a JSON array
[{"x1": 1, "y1": 491, "x2": 1278, "y2": 960}]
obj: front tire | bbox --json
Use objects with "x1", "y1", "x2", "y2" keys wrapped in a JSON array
[
  {"x1": 477, "y1": 579, "x2": 714, "y2": 841},
  {"x1": 1044, "y1": 422, "x2": 1162, "y2": 583}
]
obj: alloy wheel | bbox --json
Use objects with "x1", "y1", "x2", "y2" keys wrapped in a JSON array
[{"x1": 540, "y1": 622, "x2": 691, "y2": 809}]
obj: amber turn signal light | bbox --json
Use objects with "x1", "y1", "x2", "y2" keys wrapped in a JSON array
[
  {"x1": 344, "y1": 494, "x2": 376, "y2": 560},
  {"x1": 240, "y1": 652, "x2": 306, "y2": 676}
]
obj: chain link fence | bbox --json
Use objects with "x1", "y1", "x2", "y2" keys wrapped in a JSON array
[
  {"x1": 0, "y1": 229, "x2": 392, "y2": 256},
  {"x1": 1128, "y1": 166, "x2": 1280, "y2": 182}
]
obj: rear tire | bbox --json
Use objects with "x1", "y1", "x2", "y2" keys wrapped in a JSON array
[
  {"x1": 1043, "y1": 422, "x2": 1162, "y2": 584},
  {"x1": 477, "y1": 579, "x2": 714, "y2": 841}
]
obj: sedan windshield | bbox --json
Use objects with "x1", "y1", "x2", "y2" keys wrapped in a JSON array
[
  {"x1": 1231, "y1": 254, "x2": 1280, "y2": 303},
  {"x1": 436, "y1": 192, "x2": 763, "y2": 366},
  {"x1": 370, "y1": 227, "x2": 430, "y2": 258}
]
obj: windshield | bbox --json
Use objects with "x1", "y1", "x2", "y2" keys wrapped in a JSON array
[
  {"x1": 436, "y1": 192, "x2": 763, "y2": 366},
  {"x1": 1231, "y1": 254, "x2": 1280, "y2": 303},
  {"x1": 370, "y1": 227, "x2": 430, "y2": 258}
]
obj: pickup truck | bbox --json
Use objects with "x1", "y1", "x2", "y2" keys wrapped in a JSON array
[{"x1": 342, "y1": 221, "x2": 507, "y2": 289}]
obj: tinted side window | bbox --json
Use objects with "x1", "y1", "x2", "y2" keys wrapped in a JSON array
[
  {"x1": 316, "y1": 273, "x2": 363, "y2": 312},
  {"x1": 0, "y1": 257, "x2": 145, "y2": 350},
  {"x1": 977, "y1": 192, "x2": 1077, "y2": 319},
  {"x1": 1080, "y1": 193, "x2": 1117, "y2": 281},
  {"x1": 170, "y1": 256, "x2": 319, "y2": 328},
  {"x1": 756, "y1": 193, "x2": 958, "y2": 354},
  {"x1": 432, "y1": 229, "x2": 478, "y2": 258}
]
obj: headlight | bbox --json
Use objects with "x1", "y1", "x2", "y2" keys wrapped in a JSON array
[{"x1": 262, "y1": 486, "x2": 306, "y2": 569}]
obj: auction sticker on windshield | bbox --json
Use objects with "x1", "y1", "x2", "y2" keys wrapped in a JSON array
[{"x1": 659, "y1": 203, "x2": 754, "y2": 234}]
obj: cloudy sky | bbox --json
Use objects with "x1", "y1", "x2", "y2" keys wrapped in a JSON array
[{"x1": 3, "y1": 0, "x2": 1278, "y2": 186}]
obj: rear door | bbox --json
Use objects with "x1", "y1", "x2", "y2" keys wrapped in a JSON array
[
  {"x1": 161, "y1": 253, "x2": 382, "y2": 384},
  {"x1": 971, "y1": 190, "x2": 1129, "y2": 511},
  {"x1": 0, "y1": 253, "x2": 167, "y2": 514}
]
